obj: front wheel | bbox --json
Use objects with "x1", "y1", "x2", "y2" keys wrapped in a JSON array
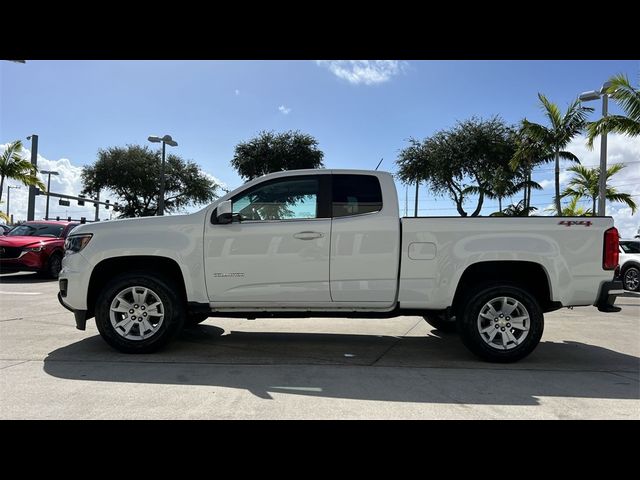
[
  {"x1": 457, "y1": 284, "x2": 544, "y2": 363},
  {"x1": 622, "y1": 266, "x2": 639, "y2": 292},
  {"x1": 95, "y1": 272, "x2": 185, "y2": 353},
  {"x1": 45, "y1": 252, "x2": 63, "y2": 279}
]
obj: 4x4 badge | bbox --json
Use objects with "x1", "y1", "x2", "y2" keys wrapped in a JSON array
[{"x1": 558, "y1": 220, "x2": 592, "y2": 227}]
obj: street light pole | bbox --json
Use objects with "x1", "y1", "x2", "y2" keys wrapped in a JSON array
[
  {"x1": 41, "y1": 170, "x2": 59, "y2": 220},
  {"x1": 598, "y1": 92, "x2": 608, "y2": 217},
  {"x1": 147, "y1": 135, "x2": 178, "y2": 216},
  {"x1": 579, "y1": 81, "x2": 612, "y2": 216},
  {"x1": 160, "y1": 140, "x2": 166, "y2": 215}
]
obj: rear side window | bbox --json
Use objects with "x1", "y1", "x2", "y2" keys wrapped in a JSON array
[{"x1": 332, "y1": 174, "x2": 383, "y2": 217}]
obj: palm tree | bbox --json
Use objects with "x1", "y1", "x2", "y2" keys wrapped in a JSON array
[
  {"x1": 520, "y1": 94, "x2": 593, "y2": 214},
  {"x1": 465, "y1": 166, "x2": 542, "y2": 212},
  {"x1": 561, "y1": 163, "x2": 638, "y2": 215},
  {"x1": 0, "y1": 140, "x2": 45, "y2": 204},
  {"x1": 546, "y1": 196, "x2": 593, "y2": 216},
  {"x1": 491, "y1": 200, "x2": 538, "y2": 217},
  {"x1": 587, "y1": 74, "x2": 640, "y2": 148}
]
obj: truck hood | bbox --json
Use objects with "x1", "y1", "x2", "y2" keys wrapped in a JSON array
[
  {"x1": 0, "y1": 236, "x2": 59, "y2": 248},
  {"x1": 69, "y1": 213, "x2": 198, "y2": 236}
]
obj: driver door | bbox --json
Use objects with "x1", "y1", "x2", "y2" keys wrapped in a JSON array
[{"x1": 204, "y1": 174, "x2": 332, "y2": 306}]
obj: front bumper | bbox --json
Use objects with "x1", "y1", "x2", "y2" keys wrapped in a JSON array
[
  {"x1": 595, "y1": 280, "x2": 624, "y2": 313},
  {"x1": 58, "y1": 292, "x2": 89, "y2": 330},
  {"x1": 0, "y1": 252, "x2": 46, "y2": 272}
]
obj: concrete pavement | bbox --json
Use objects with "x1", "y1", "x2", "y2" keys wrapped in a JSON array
[{"x1": 1, "y1": 272, "x2": 639, "y2": 419}]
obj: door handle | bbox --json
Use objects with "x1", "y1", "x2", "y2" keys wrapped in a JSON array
[{"x1": 293, "y1": 231, "x2": 324, "y2": 240}]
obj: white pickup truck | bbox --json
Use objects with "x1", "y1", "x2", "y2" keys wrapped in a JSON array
[{"x1": 58, "y1": 169, "x2": 623, "y2": 362}]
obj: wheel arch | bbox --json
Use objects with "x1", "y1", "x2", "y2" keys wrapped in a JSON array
[
  {"x1": 87, "y1": 256, "x2": 188, "y2": 318},
  {"x1": 451, "y1": 261, "x2": 555, "y2": 314}
]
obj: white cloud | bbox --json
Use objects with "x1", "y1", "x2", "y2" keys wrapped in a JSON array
[
  {"x1": 316, "y1": 60, "x2": 406, "y2": 85},
  {"x1": 0, "y1": 144, "x2": 225, "y2": 223},
  {"x1": 533, "y1": 134, "x2": 640, "y2": 237},
  {"x1": 235, "y1": 89, "x2": 240, "y2": 96},
  {"x1": 278, "y1": 105, "x2": 291, "y2": 115}
]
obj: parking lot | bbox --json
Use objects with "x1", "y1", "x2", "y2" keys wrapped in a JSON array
[{"x1": 1, "y1": 271, "x2": 638, "y2": 419}]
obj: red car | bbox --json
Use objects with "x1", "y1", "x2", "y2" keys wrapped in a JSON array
[{"x1": 0, "y1": 221, "x2": 80, "y2": 278}]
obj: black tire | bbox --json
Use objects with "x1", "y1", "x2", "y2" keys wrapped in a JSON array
[
  {"x1": 45, "y1": 252, "x2": 63, "y2": 279},
  {"x1": 457, "y1": 284, "x2": 544, "y2": 363},
  {"x1": 95, "y1": 272, "x2": 185, "y2": 353},
  {"x1": 621, "y1": 265, "x2": 640, "y2": 292},
  {"x1": 185, "y1": 313, "x2": 210, "y2": 326},
  {"x1": 423, "y1": 312, "x2": 457, "y2": 333}
]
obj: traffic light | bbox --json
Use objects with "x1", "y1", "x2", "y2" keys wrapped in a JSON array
[
  {"x1": 34, "y1": 188, "x2": 41, "y2": 195},
  {"x1": 78, "y1": 195, "x2": 85, "y2": 206},
  {"x1": 59, "y1": 199, "x2": 70, "y2": 207},
  {"x1": 105, "y1": 199, "x2": 110, "y2": 210}
]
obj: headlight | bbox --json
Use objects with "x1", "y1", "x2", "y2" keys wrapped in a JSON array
[
  {"x1": 23, "y1": 245, "x2": 44, "y2": 252},
  {"x1": 65, "y1": 234, "x2": 93, "y2": 253}
]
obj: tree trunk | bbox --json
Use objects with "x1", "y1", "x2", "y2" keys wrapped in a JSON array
[
  {"x1": 592, "y1": 196, "x2": 597, "y2": 216},
  {"x1": 554, "y1": 149, "x2": 561, "y2": 215},
  {"x1": 0, "y1": 175, "x2": 5, "y2": 204},
  {"x1": 414, "y1": 181, "x2": 419, "y2": 217},
  {"x1": 526, "y1": 169, "x2": 532, "y2": 212},
  {"x1": 471, "y1": 191, "x2": 484, "y2": 217},
  {"x1": 499, "y1": 197, "x2": 502, "y2": 212}
]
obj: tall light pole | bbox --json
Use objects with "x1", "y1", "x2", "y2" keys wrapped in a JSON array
[
  {"x1": 148, "y1": 134, "x2": 178, "y2": 216},
  {"x1": 41, "y1": 170, "x2": 59, "y2": 220},
  {"x1": 7, "y1": 185, "x2": 20, "y2": 222},
  {"x1": 26, "y1": 134, "x2": 38, "y2": 221},
  {"x1": 579, "y1": 81, "x2": 612, "y2": 216}
]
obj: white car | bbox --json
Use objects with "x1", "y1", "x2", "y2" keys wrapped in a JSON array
[
  {"x1": 58, "y1": 169, "x2": 623, "y2": 362},
  {"x1": 618, "y1": 239, "x2": 640, "y2": 291}
]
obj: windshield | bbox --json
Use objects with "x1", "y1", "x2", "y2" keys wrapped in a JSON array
[
  {"x1": 7, "y1": 224, "x2": 64, "y2": 238},
  {"x1": 620, "y1": 241, "x2": 640, "y2": 254}
]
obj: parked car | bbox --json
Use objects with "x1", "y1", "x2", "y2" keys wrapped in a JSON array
[
  {"x1": 1, "y1": 225, "x2": 11, "y2": 235},
  {"x1": 618, "y1": 239, "x2": 640, "y2": 291},
  {"x1": 59, "y1": 169, "x2": 622, "y2": 362},
  {"x1": 0, "y1": 220, "x2": 79, "y2": 278}
]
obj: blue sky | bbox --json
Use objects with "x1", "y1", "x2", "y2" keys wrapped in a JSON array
[{"x1": 1, "y1": 60, "x2": 639, "y2": 234}]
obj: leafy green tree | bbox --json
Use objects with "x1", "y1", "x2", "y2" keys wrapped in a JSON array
[
  {"x1": 0, "y1": 140, "x2": 45, "y2": 204},
  {"x1": 561, "y1": 163, "x2": 637, "y2": 215},
  {"x1": 465, "y1": 164, "x2": 542, "y2": 212},
  {"x1": 396, "y1": 117, "x2": 518, "y2": 217},
  {"x1": 587, "y1": 74, "x2": 640, "y2": 147},
  {"x1": 81, "y1": 145, "x2": 219, "y2": 217},
  {"x1": 520, "y1": 94, "x2": 593, "y2": 214},
  {"x1": 231, "y1": 130, "x2": 324, "y2": 181}
]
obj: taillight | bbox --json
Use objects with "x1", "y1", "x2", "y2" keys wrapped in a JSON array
[{"x1": 603, "y1": 227, "x2": 619, "y2": 270}]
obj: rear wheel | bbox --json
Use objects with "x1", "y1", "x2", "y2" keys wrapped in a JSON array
[
  {"x1": 423, "y1": 312, "x2": 457, "y2": 333},
  {"x1": 95, "y1": 272, "x2": 185, "y2": 353},
  {"x1": 622, "y1": 266, "x2": 639, "y2": 292},
  {"x1": 457, "y1": 284, "x2": 544, "y2": 362}
]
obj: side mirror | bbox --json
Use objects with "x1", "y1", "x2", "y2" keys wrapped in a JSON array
[{"x1": 216, "y1": 200, "x2": 233, "y2": 224}]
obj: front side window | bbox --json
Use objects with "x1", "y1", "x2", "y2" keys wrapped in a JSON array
[
  {"x1": 232, "y1": 177, "x2": 319, "y2": 221},
  {"x1": 332, "y1": 174, "x2": 383, "y2": 217}
]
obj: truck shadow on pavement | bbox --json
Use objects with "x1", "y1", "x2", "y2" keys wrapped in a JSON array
[{"x1": 43, "y1": 324, "x2": 640, "y2": 406}]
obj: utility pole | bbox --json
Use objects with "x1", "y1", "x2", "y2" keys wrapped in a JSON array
[
  {"x1": 41, "y1": 170, "x2": 59, "y2": 220},
  {"x1": 414, "y1": 181, "x2": 419, "y2": 217},
  {"x1": 7, "y1": 186, "x2": 20, "y2": 222},
  {"x1": 26, "y1": 135, "x2": 38, "y2": 221}
]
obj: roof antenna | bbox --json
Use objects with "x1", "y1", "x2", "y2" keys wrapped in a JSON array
[{"x1": 375, "y1": 158, "x2": 383, "y2": 171}]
